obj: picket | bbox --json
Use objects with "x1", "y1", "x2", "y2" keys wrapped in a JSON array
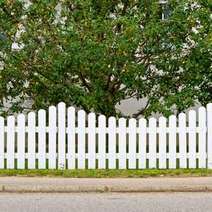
[
  {"x1": 58, "y1": 102, "x2": 66, "y2": 169},
  {"x1": 179, "y1": 113, "x2": 187, "y2": 168},
  {"x1": 118, "y1": 118, "x2": 127, "y2": 169},
  {"x1": 169, "y1": 115, "x2": 177, "y2": 169},
  {"x1": 0, "y1": 102, "x2": 211, "y2": 170},
  {"x1": 207, "y1": 103, "x2": 212, "y2": 169},
  {"x1": 28, "y1": 112, "x2": 36, "y2": 169},
  {"x1": 77, "y1": 110, "x2": 86, "y2": 169},
  {"x1": 138, "y1": 118, "x2": 147, "y2": 169},
  {"x1": 88, "y1": 113, "x2": 96, "y2": 169},
  {"x1": 0, "y1": 117, "x2": 4, "y2": 169},
  {"x1": 38, "y1": 109, "x2": 46, "y2": 169},
  {"x1": 7, "y1": 116, "x2": 15, "y2": 169},
  {"x1": 128, "y1": 118, "x2": 137, "y2": 169},
  {"x1": 98, "y1": 115, "x2": 106, "y2": 169},
  {"x1": 17, "y1": 114, "x2": 25, "y2": 169},
  {"x1": 108, "y1": 117, "x2": 116, "y2": 169},
  {"x1": 149, "y1": 118, "x2": 157, "y2": 168},
  {"x1": 67, "y1": 107, "x2": 76, "y2": 169},
  {"x1": 188, "y1": 110, "x2": 196, "y2": 168},
  {"x1": 48, "y1": 106, "x2": 57, "y2": 169},
  {"x1": 158, "y1": 116, "x2": 166, "y2": 169},
  {"x1": 198, "y1": 107, "x2": 206, "y2": 168}
]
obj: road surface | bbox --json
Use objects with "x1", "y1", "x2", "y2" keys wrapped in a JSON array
[{"x1": 0, "y1": 192, "x2": 211, "y2": 212}]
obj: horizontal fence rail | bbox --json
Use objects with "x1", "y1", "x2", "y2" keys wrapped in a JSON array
[{"x1": 0, "y1": 102, "x2": 212, "y2": 170}]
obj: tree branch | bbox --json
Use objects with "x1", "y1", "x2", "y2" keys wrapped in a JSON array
[
  {"x1": 79, "y1": 72, "x2": 92, "y2": 92},
  {"x1": 132, "y1": 99, "x2": 150, "y2": 118}
]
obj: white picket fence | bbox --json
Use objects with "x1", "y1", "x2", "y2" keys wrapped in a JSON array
[{"x1": 0, "y1": 102, "x2": 212, "y2": 170}]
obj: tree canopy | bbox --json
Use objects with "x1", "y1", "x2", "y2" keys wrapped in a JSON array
[{"x1": 0, "y1": 0, "x2": 211, "y2": 117}]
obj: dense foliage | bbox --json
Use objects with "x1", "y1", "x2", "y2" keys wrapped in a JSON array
[{"x1": 0, "y1": 0, "x2": 211, "y2": 117}]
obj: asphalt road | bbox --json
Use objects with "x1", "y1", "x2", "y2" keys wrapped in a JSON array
[{"x1": 0, "y1": 192, "x2": 212, "y2": 212}]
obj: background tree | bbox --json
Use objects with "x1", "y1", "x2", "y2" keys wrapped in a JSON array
[{"x1": 0, "y1": 0, "x2": 211, "y2": 117}]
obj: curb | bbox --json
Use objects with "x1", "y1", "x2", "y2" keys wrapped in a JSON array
[
  {"x1": 1, "y1": 177, "x2": 212, "y2": 193},
  {"x1": 1, "y1": 185, "x2": 212, "y2": 193}
]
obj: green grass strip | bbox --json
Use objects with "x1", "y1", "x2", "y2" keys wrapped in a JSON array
[{"x1": 0, "y1": 169, "x2": 212, "y2": 178}]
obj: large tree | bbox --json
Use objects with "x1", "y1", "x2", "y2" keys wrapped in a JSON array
[{"x1": 0, "y1": 0, "x2": 211, "y2": 117}]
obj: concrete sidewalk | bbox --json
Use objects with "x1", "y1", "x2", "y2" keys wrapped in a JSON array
[{"x1": 0, "y1": 177, "x2": 212, "y2": 193}]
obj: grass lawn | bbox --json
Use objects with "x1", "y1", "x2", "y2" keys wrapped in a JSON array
[{"x1": 0, "y1": 169, "x2": 212, "y2": 178}]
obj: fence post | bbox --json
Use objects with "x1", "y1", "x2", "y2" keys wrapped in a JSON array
[{"x1": 207, "y1": 103, "x2": 212, "y2": 169}]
